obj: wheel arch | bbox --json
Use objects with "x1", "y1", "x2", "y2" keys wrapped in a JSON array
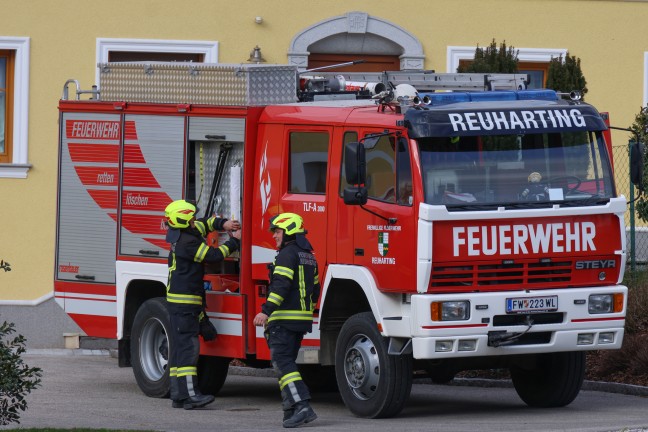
[
  {"x1": 116, "y1": 260, "x2": 167, "y2": 366},
  {"x1": 318, "y1": 265, "x2": 402, "y2": 365},
  {"x1": 123, "y1": 279, "x2": 167, "y2": 340}
]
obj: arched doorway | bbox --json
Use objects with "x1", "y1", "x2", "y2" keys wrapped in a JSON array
[{"x1": 288, "y1": 12, "x2": 424, "y2": 72}]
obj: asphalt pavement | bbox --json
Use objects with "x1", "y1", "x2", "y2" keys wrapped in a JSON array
[{"x1": 2, "y1": 350, "x2": 647, "y2": 432}]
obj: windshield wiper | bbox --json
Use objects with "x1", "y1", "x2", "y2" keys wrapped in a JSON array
[
  {"x1": 558, "y1": 197, "x2": 610, "y2": 207},
  {"x1": 444, "y1": 202, "x2": 553, "y2": 211},
  {"x1": 444, "y1": 198, "x2": 609, "y2": 212}
]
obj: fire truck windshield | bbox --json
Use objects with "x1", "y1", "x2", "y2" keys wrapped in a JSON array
[{"x1": 417, "y1": 131, "x2": 615, "y2": 209}]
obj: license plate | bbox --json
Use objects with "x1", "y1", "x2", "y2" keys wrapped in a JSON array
[{"x1": 506, "y1": 295, "x2": 558, "y2": 313}]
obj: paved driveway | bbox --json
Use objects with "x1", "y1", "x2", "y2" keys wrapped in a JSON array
[{"x1": 2, "y1": 351, "x2": 647, "y2": 432}]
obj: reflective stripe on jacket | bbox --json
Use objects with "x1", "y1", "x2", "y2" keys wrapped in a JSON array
[
  {"x1": 166, "y1": 216, "x2": 239, "y2": 307},
  {"x1": 262, "y1": 241, "x2": 320, "y2": 331}
]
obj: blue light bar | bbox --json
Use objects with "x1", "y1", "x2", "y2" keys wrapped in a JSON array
[
  {"x1": 417, "y1": 89, "x2": 559, "y2": 106},
  {"x1": 468, "y1": 91, "x2": 517, "y2": 102},
  {"x1": 515, "y1": 90, "x2": 558, "y2": 101},
  {"x1": 419, "y1": 92, "x2": 470, "y2": 105}
]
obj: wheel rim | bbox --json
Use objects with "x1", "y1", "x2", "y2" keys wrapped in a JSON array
[
  {"x1": 139, "y1": 317, "x2": 168, "y2": 381},
  {"x1": 343, "y1": 333, "x2": 380, "y2": 400}
]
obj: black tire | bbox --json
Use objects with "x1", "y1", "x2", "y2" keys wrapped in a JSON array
[
  {"x1": 298, "y1": 364, "x2": 338, "y2": 392},
  {"x1": 131, "y1": 297, "x2": 171, "y2": 398},
  {"x1": 510, "y1": 351, "x2": 585, "y2": 407},
  {"x1": 198, "y1": 355, "x2": 230, "y2": 395},
  {"x1": 335, "y1": 312, "x2": 412, "y2": 418}
]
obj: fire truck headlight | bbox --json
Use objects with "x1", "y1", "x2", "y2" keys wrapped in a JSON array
[
  {"x1": 577, "y1": 333, "x2": 594, "y2": 345},
  {"x1": 431, "y1": 301, "x2": 470, "y2": 321},
  {"x1": 458, "y1": 339, "x2": 477, "y2": 351},
  {"x1": 588, "y1": 293, "x2": 624, "y2": 314},
  {"x1": 435, "y1": 340, "x2": 454, "y2": 352},
  {"x1": 588, "y1": 294, "x2": 612, "y2": 314},
  {"x1": 598, "y1": 332, "x2": 615, "y2": 344}
]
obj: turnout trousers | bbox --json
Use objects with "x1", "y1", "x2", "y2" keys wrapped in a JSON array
[
  {"x1": 266, "y1": 324, "x2": 311, "y2": 411},
  {"x1": 168, "y1": 306, "x2": 201, "y2": 402}
]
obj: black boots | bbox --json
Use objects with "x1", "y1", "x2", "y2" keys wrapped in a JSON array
[
  {"x1": 172, "y1": 394, "x2": 215, "y2": 410},
  {"x1": 283, "y1": 408, "x2": 294, "y2": 421},
  {"x1": 282, "y1": 401, "x2": 317, "y2": 428}
]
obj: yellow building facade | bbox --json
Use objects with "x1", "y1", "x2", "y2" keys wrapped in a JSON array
[{"x1": 0, "y1": 0, "x2": 647, "y2": 346}]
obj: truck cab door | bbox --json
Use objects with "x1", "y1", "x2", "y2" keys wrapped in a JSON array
[
  {"x1": 343, "y1": 131, "x2": 418, "y2": 293},
  {"x1": 253, "y1": 126, "x2": 332, "y2": 359}
]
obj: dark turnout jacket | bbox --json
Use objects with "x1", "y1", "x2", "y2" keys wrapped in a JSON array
[
  {"x1": 262, "y1": 240, "x2": 321, "y2": 333},
  {"x1": 166, "y1": 216, "x2": 239, "y2": 309}
]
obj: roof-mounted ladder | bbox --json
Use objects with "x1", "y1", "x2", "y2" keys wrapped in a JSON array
[
  {"x1": 62, "y1": 79, "x2": 101, "y2": 101},
  {"x1": 311, "y1": 70, "x2": 529, "y2": 92}
]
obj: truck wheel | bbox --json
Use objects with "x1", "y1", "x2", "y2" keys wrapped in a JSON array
[
  {"x1": 197, "y1": 355, "x2": 230, "y2": 395},
  {"x1": 510, "y1": 351, "x2": 585, "y2": 407},
  {"x1": 335, "y1": 312, "x2": 412, "y2": 418},
  {"x1": 131, "y1": 297, "x2": 171, "y2": 398}
]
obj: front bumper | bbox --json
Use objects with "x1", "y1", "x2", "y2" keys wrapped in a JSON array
[{"x1": 408, "y1": 285, "x2": 626, "y2": 359}]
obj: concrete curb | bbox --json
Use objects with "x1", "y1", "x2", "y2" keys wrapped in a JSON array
[
  {"x1": 25, "y1": 349, "x2": 648, "y2": 397},
  {"x1": 26, "y1": 348, "x2": 112, "y2": 356},
  {"x1": 422, "y1": 376, "x2": 648, "y2": 397}
]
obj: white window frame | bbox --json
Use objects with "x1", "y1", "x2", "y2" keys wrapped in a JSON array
[
  {"x1": 447, "y1": 46, "x2": 567, "y2": 74},
  {"x1": 0, "y1": 37, "x2": 30, "y2": 179},
  {"x1": 644, "y1": 52, "x2": 648, "y2": 107},
  {"x1": 95, "y1": 38, "x2": 219, "y2": 86}
]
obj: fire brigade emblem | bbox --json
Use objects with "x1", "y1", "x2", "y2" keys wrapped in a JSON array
[{"x1": 378, "y1": 232, "x2": 389, "y2": 256}]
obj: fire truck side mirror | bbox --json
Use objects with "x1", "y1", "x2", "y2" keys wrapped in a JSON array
[
  {"x1": 344, "y1": 142, "x2": 366, "y2": 185},
  {"x1": 630, "y1": 140, "x2": 645, "y2": 191},
  {"x1": 343, "y1": 142, "x2": 368, "y2": 205},
  {"x1": 343, "y1": 187, "x2": 368, "y2": 205}
]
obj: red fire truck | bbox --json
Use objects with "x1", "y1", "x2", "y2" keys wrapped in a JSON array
[{"x1": 56, "y1": 63, "x2": 634, "y2": 418}]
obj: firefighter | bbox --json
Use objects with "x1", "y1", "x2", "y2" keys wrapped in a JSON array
[
  {"x1": 253, "y1": 212, "x2": 320, "y2": 428},
  {"x1": 164, "y1": 199, "x2": 241, "y2": 410}
]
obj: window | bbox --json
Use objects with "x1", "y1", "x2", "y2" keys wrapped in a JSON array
[
  {"x1": 0, "y1": 50, "x2": 13, "y2": 163},
  {"x1": 644, "y1": 52, "x2": 648, "y2": 107},
  {"x1": 108, "y1": 52, "x2": 204, "y2": 62},
  {"x1": 366, "y1": 135, "x2": 396, "y2": 202},
  {"x1": 448, "y1": 46, "x2": 567, "y2": 90},
  {"x1": 396, "y1": 138, "x2": 413, "y2": 205},
  {"x1": 518, "y1": 61, "x2": 550, "y2": 89},
  {"x1": 95, "y1": 38, "x2": 218, "y2": 85},
  {"x1": 340, "y1": 132, "x2": 412, "y2": 205},
  {"x1": 458, "y1": 59, "x2": 550, "y2": 89},
  {"x1": 289, "y1": 132, "x2": 329, "y2": 194},
  {"x1": 417, "y1": 132, "x2": 613, "y2": 207},
  {"x1": 307, "y1": 53, "x2": 400, "y2": 72},
  {"x1": 0, "y1": 37, "x2": 29, "y2": 178}
]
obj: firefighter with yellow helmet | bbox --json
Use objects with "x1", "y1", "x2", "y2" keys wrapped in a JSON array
[
  {"x1": 164, "y1": 199, "x2": 241, "y2": 410},
  {"x1": 253, "y1": 212, "x2": 320, "y2": 428}
]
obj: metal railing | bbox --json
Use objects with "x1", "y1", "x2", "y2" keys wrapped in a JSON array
[{"x1": 613, "y1": 143, "x2": 645, "y2": 271}]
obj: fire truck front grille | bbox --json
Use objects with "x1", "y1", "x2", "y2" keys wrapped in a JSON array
[{"x1": 430, "y1": 260, "x2": 572, "y2": 289}]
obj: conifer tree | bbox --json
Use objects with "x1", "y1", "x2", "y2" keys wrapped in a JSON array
[
  {"x1": 546, "y1": 53, "x2": 588, "y2": 98},
  {"x1": 457, "y1": 39, "x2": 519, "y2": 73},
  {"x1": 630, "y1": 107, "x2": 648, "y2": 221}
]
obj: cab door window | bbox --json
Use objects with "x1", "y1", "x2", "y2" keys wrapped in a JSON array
[
  {"x1": 340, "y1": 132, "x2": 412, "y2": 206},
  {"x1": 289, "y1": 131, "x2": 329, "y2": 194},
  {"x1": 396, "y1": 137, "x2": 413, "y2": 205},
  {"x1": 366, "y1": 135, "x2": 396, "y2": 202}
]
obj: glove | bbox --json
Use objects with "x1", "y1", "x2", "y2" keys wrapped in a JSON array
[{"x1": 199, "y1": 316, "x2": 218, "y2": 341}]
